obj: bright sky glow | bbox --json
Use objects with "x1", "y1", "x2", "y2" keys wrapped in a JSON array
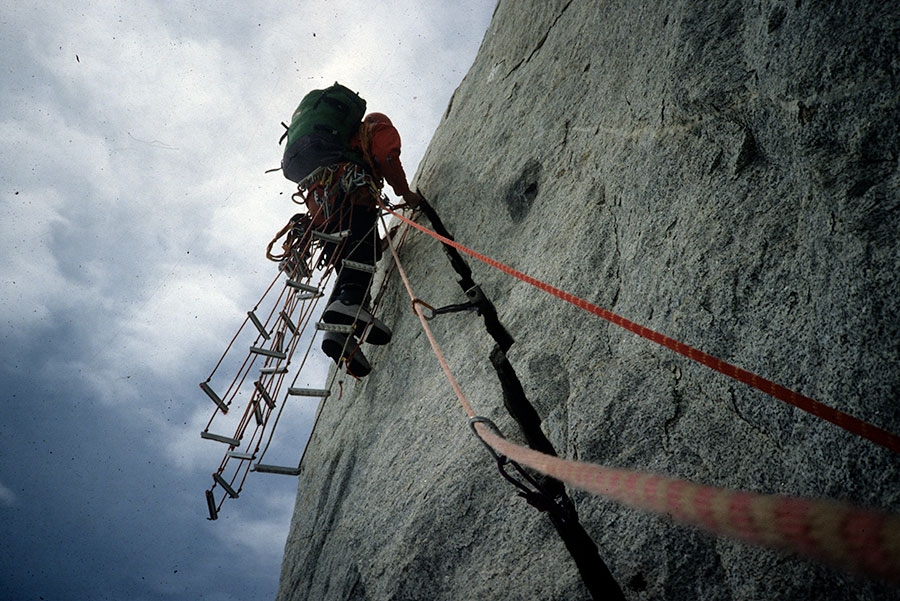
[{"x1": 0, "y1": 2, "x2": 496, "y2": 599}]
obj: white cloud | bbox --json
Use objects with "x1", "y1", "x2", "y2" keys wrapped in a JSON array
[
  {"x1": 211, "y1": 486, "x2": 297, "y2": 561},
  {"x1": 0, "y1": 480, "x2": 16, "y2": 506},
  {"x1": 2, "y1": 0, "x2": 494, "y2": 464},
  {"x1": 0, "y1": 188, "x2": 68, "y2": 331},
  {"x1": 165, "y1": 405, "x2": 234, "y2": 473},
  {"x1": 0, "y1": 1, "x2": 496, "y2": 599}
]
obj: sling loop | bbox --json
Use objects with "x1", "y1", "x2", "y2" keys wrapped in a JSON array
[{"x1": 469, "y1": 417, "x2": 578, "y2": 514}]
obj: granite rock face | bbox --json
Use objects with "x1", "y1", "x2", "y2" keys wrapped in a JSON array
[{"x1": 276, "y1": 1, "x2": 900, "y2": 599}]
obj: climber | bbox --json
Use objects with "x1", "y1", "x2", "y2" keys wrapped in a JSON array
[{"x1": 311, "y1": 111, "x2": 421, "y2": 377}]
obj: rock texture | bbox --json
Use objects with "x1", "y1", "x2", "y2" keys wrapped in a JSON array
[{"x1": 276, "y1": 1, "x2": 900, "y2": 599}]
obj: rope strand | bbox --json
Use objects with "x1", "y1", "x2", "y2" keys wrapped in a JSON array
[
  {"x1": 382, "y1": 209, "x2": 900, "y2": 582},
  {"x1": 476, "y1": 425, "x2": 900, "y2": 582},
  {"x1": 381, "y1": 204, "x2": 900, "y2": 455}
]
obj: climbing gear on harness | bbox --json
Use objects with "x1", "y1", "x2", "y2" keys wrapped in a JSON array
[
  {"x1": 265, "y1": 212, "x2": 350, "y2": 277},
  {"x1": 293, "y1": 163, "x2": 381, "y2": 229},
  {"x1": 281, "y1": 82, "x2": 367, "y2": 183},
  {"x1": 266, "y1": 213, "x2": 312, "y2": 260}
]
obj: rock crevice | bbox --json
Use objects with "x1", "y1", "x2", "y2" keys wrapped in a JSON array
[{"x1": 277, "y1": 1, "x2": 900, "y2": 599}]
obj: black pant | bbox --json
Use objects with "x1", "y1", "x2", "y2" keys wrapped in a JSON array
[{"x1": 323, "y1": 203, "x2": 380, "y2": 306}]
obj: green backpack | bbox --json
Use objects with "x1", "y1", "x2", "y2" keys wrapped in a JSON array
[{"x1": 281, "y1": 82, "x2": 367, "y2": 183}]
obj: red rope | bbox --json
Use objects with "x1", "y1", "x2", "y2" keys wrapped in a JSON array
[
  {"x1": 384, "y1": 207, "x2": 900, "y2": 454},
  {"x1": 382, "y1": 220, "x2": 900, "y2": 582}
]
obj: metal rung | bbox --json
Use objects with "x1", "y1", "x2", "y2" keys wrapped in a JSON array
[
  {"x1": 213, "y1": 473, "x2": 240, "y2": 498},
  {"x1": 255, "y1": 381, "x2": 275, "y2": 409},
  {"x1": 247, "y1": 310, "x2": 270, "y2": 340},
  {"x1": 315, "y1": 322, "x2": 354, "y2": 334},
  {"x1": 228, "y1": 451, "x2": 256, "y2": 460},
  {"x1": 249, "y1": 346, "x2": 287, "y2": 360},
  {"x1": 199, "y1": 382, "x2": 228, "y2": 413},
  {"x1": 294, "y1": 292, "x2": 323, "y2": 301},
  {"x1": 205, "y1": 489, "x2": 218, "y2": 521},
  {"x1": 201, "y1": 431, "x2": 241, "y2": 446},
  {"x1": 342, "y1": 259, "x2": 376, "y2": 273},
  {"x1": 253, "y1": 400, "x2": 264, "y2": 425},
  {"x1": 312, "y1": 229, "x2": 350, "y2": 243},
  {"x1": 286, "y1": 280, "x2": 319, "y2": 294},
  {"x1": 253, "y1": 463, "x2": 301, "y2": 476},
  {"x1": 280, "y1": 310, "x2": 297, "y2": 334},
  {"x1": 274, "y1": 331, "x2": 284, "y2": 353},
  {"x1": 260, "y1": 366, "x2": 288, "y2": 375},
  {"x1": 288, "y1": 387, "x2": 330, "y2": 398}
]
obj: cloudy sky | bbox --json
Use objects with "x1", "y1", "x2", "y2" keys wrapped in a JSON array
[{"x1": 0, "y1": 2, "x2": 495, "y2": 599}]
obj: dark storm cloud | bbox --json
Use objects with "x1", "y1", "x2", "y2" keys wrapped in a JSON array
[{"x1": 0, "y1": 1, "x2": 496, "y2": 599}]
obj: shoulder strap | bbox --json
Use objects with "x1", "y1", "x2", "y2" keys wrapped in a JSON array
[{"x1": 358, "y1": 121, "x2": 378, "y2": 176}]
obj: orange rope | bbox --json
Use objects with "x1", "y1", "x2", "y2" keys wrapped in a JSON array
[
  {"x1": 382, "y1": 214, "x2": 900, "y2": 583},
  {"x1": 478, "y1": 427, "x2": 900, "y2": 582},
  {"x1": 381, "y1": 216, "x2": 477, "y2": 418},
  {"x1": 382, "y1": 205, "x2": 900, "y2": 455}
]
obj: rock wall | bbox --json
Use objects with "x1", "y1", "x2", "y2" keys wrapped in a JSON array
[{"x1": 276, "y1": 1, "x2": 900, "y2": 599}]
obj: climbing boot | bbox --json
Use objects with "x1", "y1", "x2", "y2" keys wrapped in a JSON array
[
  {"x1": 321, "y1": 331, "x2": 371, "y2": 378},
  {"x1": 322, "y1": 300, "x2": 392, "y2": 345}
]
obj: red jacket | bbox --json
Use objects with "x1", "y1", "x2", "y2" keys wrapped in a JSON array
[{"x1": 350, "y1": 112, "x2": 411, "y2": 197}]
